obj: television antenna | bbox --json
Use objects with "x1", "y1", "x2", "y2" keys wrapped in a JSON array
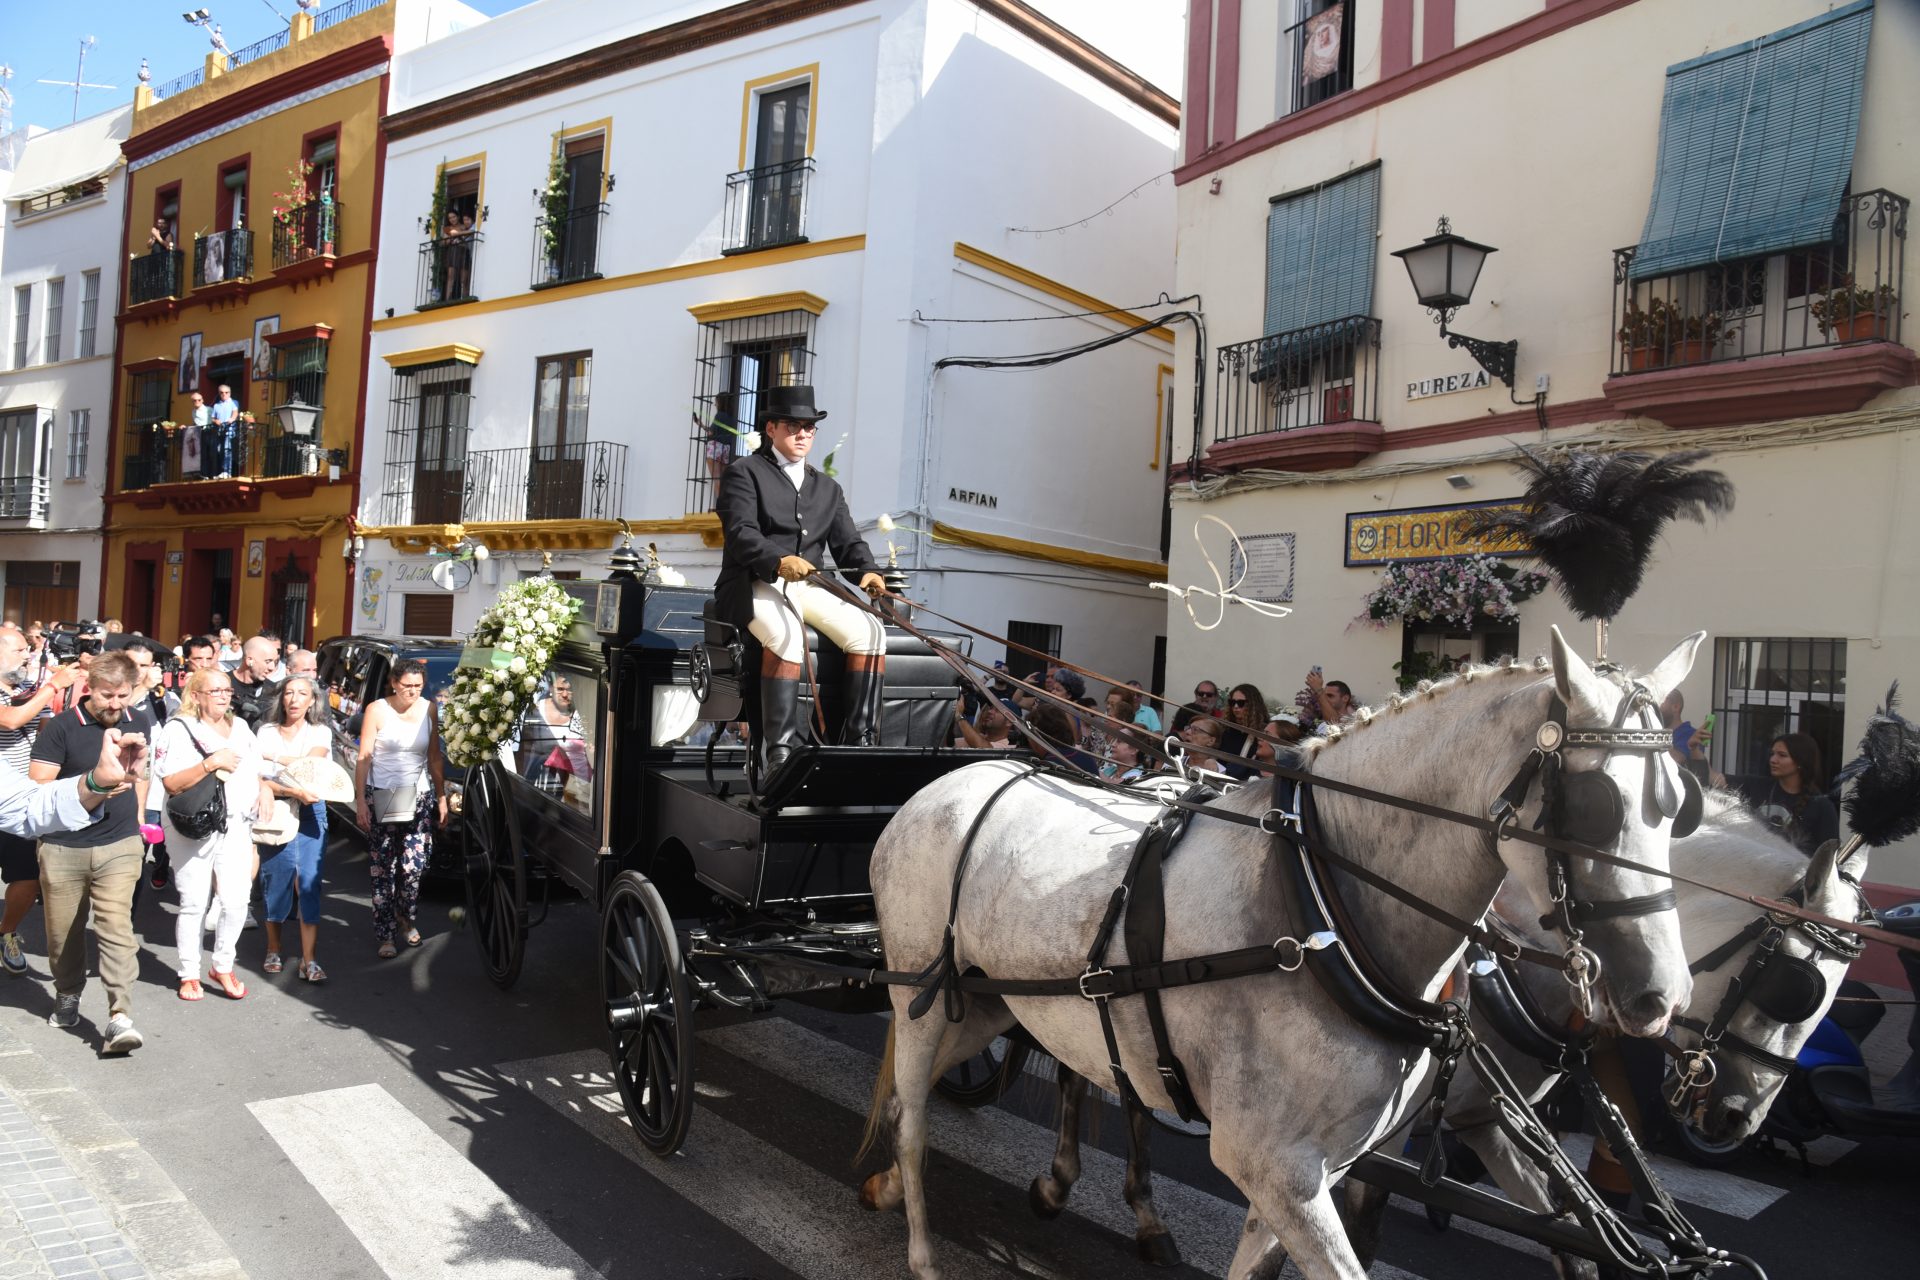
[
  {"x1": 0, "y1": 66, "x2": 15, "y2": 139},
  {"x1": 36, "y1": 37, "x2": 117, "y2": 123}
]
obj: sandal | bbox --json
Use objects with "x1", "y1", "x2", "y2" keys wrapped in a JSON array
[
  {"x1": 263, "y1": 953, "x2": 283, "y2": 975},
  {"x1": 377, "y1": 942, "x2": 398, "y2": 959},
  {"x1": 298, "y1": 960, "x2": 327, "y2": 983},
  {"x1": 209, "y1": 970, "x2": 247, "y2": 1000},
  {"x1": 177, "y1": 979, "x2": 204, "y2": 1001},
  {"x1": 403, "y1": 928, "x2": 423, "y2": 948}
]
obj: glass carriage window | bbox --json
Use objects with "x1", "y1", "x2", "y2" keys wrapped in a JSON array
[{"x1": 512, "y1": 664, "x2": 599, "y2": 816}]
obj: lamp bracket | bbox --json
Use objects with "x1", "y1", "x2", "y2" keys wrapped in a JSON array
[{"x1": 1438, "y1": 321, "x2": 1518, "y2": 390}]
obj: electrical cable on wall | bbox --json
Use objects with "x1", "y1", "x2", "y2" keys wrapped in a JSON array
[{"x1": 1008, "y1": 171, "x2": 1171, "y2": 235}]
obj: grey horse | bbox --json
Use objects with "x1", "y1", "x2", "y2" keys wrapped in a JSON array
[{"x1": 860, "y1": 629, "x2": 1701, "y2": 1279}]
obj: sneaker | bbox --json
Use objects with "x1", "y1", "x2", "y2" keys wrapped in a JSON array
[
  {"x1": 0, "y1": 932, "x2": 25, "y2": 977},
  {"x1": 103, "y1": 1015, "x2": 143, "y2": 1055},
  {"x1": 47, "y1": 995, "x2": 80, "y2": 1028}
]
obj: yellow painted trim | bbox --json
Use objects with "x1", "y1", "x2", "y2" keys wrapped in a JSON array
[
  {"x1": 551, "y1": 118, "x2": 615, "y2": 204},
  {"x1": 383, "y1": 343, "x2": 484, "y2": 368},
  {"x1": 738, "y1": 63, "x2": 820, "y2": 172},
  {"x1": 436, "y1": 152, "x2": 486, "y2": 227},
  {"x1": 687, "y1": 291, "x2": 829, "y2": 324},
  {"x1": 369, "y1": 235, "x2": 867, "y2": 332},
  {"x1": 356, "y1": 514, "x2": 726, "y2": 555},
  {"x1": 931, "y1": 521, "x2": 1165, "y2": 580},
  {"x1": 952, "y1": 242, "x2": 1175, "y2": 344},
  {"x1": 1152, "y1": 363, "x2": 1174, "y2": 471}
]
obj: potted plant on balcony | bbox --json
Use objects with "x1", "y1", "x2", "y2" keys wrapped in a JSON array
[
  {"x1": 272, "y1": 160, "x2": 317, "y2": 261},
  {"x1": 1670, "y1": 306, "x2": 1733, "y2": 367},
  {"x1": 539, "y1": 144, "x2": 568, "y2": 274},
  {"x1": 1617, "y1": 297, "x2": 1675, "y2": 371},
  {"x1": 1809, "y1": 275, "x2": 1897, "y2": 343}
]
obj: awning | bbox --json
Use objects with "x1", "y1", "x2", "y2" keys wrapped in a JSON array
[
  {"x1": 1264, "y1": 162, "x2": 1380, "y2": 338},
  {"x1": 1630, "y1": 0, "x2": 1875, "y2": 280},
  {"x1": 5, "y1": 104, "x2": 132, "y2": 204}
]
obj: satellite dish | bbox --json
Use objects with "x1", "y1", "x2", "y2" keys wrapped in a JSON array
[{"x1": 430, "y1": 558, "x2": 473, "y2": 591}]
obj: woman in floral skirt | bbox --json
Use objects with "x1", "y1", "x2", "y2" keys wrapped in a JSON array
[{"x1": 353, "y1": 661, "x2": 447, "y2": 959}]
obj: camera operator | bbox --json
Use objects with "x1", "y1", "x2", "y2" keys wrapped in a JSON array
[
  {"x1": 29, "y1": 652, "x2": 154, "y2": 1053},
  {"x1": 0, "y1": 626, "x2": 79, "y2": 976}
]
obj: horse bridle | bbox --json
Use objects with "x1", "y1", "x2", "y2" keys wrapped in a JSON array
[
  {"x1": 1490, "y1": 677, "x2": 1702, "y2": 1016},
  {"x1": 1664, "y1": 872, "x2": 1873, "y2": 1110}
]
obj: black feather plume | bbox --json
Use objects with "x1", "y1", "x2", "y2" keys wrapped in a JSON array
[
  {"x1": 1839, "y1": 684, "x2": 1920, "y2": 847},
  {"x1": 1465, "y1": 447, "x2": 1735, "y2": 620}
]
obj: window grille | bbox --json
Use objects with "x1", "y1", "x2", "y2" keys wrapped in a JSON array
[
  {"x1": 78, "y1": 272, "x2": 99, "y2": 359},
  {"x1": 685, "y1": 308, "x2": 819, "y2": 512},
  {"x1": 1709, "y1": 637, "x2": 1848, "y2": 787},
  {"x1": 12, "y1": 287, "x2": 29, "y2": 370},
  {"x1": 44, "y1": 280, "x2": 63, "y2": 364},
  {"x1": 1284, "y1": 0, "x2": 1355, "y2": 117},
  {"x1": 66, "y1": 410, "x2": 89, "y2": 480},
  {"x1": 382, "y1": 361, "x2": 473, "y2": 525}
]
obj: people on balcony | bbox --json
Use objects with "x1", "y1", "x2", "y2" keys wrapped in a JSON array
[
  {"x1": 146, "y1": 216, "x2": 175, "y2": 255},
  {"x1": 210, "y1": 385, "x2": 240, "y2": 479}
]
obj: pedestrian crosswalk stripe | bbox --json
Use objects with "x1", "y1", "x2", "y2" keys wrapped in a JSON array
[
  {"x1": 497, "y1": 1050, "x2": 1045, "y2": 1280},
  {"x1": 249, "y1": 1082, "x2": 598, "y2": 1280},
  {"x1": 1556, "y1": 1133, "x2": 1786, "y2": 1219}
]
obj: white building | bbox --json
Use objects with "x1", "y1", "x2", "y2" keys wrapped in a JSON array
[
  {"x1": 356, "y1": 0, "x2": 1178, "y2": 685},
  {"x1": 0, "y1": 105, "x2": 129, "y2": 626},
  {"x1": 1170, "y1": 0, "x2": 1919, "y2": 907}
]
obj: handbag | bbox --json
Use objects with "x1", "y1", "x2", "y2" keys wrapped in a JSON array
[
  {"x1": 370, "y1": 781, "x2": 422, "y2": 824},
  {"x1": 166, "y1": 728, "x2": 228, "y2": 840}
]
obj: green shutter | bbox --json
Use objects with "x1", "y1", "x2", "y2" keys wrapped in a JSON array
[
  {"x1": 1263, "y1": 163, "x2": 1380, "y2": 338},
  {"x1": 1631, "y1": 0, "x2": 1874, "y2": 280}
]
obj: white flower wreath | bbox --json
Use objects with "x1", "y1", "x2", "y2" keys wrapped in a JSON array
[{"x1": 442, "y1": 576, "x2": 583, "y2": 768}]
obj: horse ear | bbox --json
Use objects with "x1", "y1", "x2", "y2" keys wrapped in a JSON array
[
  {"x1": 1642, "y1": 631, "x2": 1707, "y2": 702},
  {"x1": 1549, "y1": 625, "x2": 1600, "y2": 710},
  {"x1": 1802, "y1": 839, "x2": 1842, "y2": 898}
]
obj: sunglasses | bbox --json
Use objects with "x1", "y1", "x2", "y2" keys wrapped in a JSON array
[
  {"x1": 1195, "y1": 689, "x2": 1217, "y2": 698},
  {"x1": 1228, "y1": 697, "x2": 1250, "y2": 707},
  {"x1": 775, "y1": 422, "x2": 820, "y2": 434}
]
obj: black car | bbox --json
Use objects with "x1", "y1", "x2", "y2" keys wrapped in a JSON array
[{"x1": 313, "y1": 634, "x2": 467, "y2": 875}]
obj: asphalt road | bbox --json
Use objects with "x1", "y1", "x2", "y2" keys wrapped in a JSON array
[{"x1": 0, "y1": 830, "x2": 1912, "y2": 1280}]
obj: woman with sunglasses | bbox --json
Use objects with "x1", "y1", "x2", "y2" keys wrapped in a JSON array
[{"x1": 1216, "y1": 683, "x2": 1274, "y2": 781}]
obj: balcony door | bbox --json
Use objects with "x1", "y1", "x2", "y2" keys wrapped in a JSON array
[
  {"x1": 530, "y1": 354, "x2": 591, "y2": 520},
  {"x1": 412, "y1": 373, "x2": 470, "y2": 524},
  {"x1": 750, "y1": 85, "x2": 810, "y2": 248},
  {"x1": 560, "y1": 137, "x2": 603, "y2": 281}
]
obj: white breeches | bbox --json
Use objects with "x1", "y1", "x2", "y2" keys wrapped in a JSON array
[{"x1": 748, "y1": 578, "x2": 885, "y2": 663}]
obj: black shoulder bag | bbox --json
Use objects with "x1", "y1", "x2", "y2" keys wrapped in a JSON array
[{"x1": 166, "y1": 726, "x2": 229, "y2": 840}]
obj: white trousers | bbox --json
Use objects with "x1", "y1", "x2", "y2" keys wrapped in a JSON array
[
  {"x1": 748, "y1": 578, "x2": 884, "y2": 663},
  {"x1": 172, "y1": 823, "x2": 255, "y2": 980}
]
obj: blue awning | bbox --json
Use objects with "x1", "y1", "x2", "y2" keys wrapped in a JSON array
[
  {"x1": 1630, "y1": 0, "x2": 1874, "y2": 280},
  {"x1": 1264, "y1": 162, "x2": 1381, "y2": 336}
]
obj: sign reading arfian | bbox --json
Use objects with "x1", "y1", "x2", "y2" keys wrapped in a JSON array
[{"x1": 1345, "y1": 499, "x2": 1530, "y2": 566}]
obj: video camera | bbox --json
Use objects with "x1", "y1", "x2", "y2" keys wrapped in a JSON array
[{"x1": 42, "y1": 623, "x2": 105, "y2": 662}]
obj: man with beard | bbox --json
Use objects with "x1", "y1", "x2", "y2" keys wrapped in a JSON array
[
  {"x1": 29, "y1": 652, "x2": 153, "y2": 1053},
  {"x1": 0, "y1": 626, "x2": 78, "y2": 975}
]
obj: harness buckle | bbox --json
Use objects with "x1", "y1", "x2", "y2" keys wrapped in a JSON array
[
  {"x1": 1259, "y1": 807, "x2": 1302, "y2": 836},
  {"x1": 1273, "y1": 930, "x2": 1336, "y2": 972},
  {"x1": 1078, "y1": 968, "x2": 1114, "y2": 1001}
]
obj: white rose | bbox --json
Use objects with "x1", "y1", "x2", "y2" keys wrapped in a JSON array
[
  {"x1": 509, "y1": 656, "x2": 527, "y2": 674},
  {"x1": 532, "y1": 609, "x2": 549, "y2": 624},
  {"x1": 523, "y1": 676, "x2": 538, "y2": 691}
]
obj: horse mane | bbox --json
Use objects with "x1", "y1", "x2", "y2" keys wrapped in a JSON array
[
  {"x1": 1683, "y1": 788, "x2": 1809, "y2": 890},
  {"x1": 1295, "y1": 654, "x2": 1553, "y2": 763}
]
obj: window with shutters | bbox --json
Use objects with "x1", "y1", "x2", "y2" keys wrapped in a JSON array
[
  {"x1": 65, "y1": 410, "x2": 89, "y2": 481},
  {"x1": 685, "y1": 305, "x2": 819, "y2": 512},
  {"x1": 1282, "y1": 1, "x2": 1354, "y2": 117},
  {"x1": 78, "y1": 272, "x2": 99, "y2": 359},
  {"x1": 43, "y1": 280, "x2": 63, "y2": 364},
  {"x1": 11, "y1": 287, "x2": 30, "y2": 370},
  {"x1": 1611, "y1": 1, "x2": 1902, "y2": 379},
  {"x1": 401, "y1": 593, "x2": 456, "y2": 638}
]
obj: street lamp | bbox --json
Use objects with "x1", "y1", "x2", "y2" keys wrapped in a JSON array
[
  {"x1": 271, "y1": 394, "x2": 322, "y2": 438},
  {"x1": 1390, "y1": 216, "x2": 1518, "y2": 390}
]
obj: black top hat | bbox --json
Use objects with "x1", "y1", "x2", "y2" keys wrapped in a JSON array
[{"x1": 759, "y1": 384, "x2": 829, "y2": 425}]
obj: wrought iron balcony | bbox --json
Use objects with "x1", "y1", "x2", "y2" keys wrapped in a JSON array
[
  {"x1": 128, "y1": 250, "x2": 183, "y2": 306},
  {"x1": 273, "y1": 200, "x2": 342, "y2": 270},
  {"x1": 417, "y1": 233, "x2": 482, "y2": 309},
  {"x1": 532, "y1": 203, "x2": 607, "y2": 289},
  {"x1": 1611, "y1": 189, "x2": 1907, "y2": 376},
  {"x1": 1212, "y1": 316, "x2": 1383, "y2": 444},
  {"x1": 723, "y1": 158, "x2": 813, "y2": 254},
  {"x1": 118, "y1": 422, "x2": 326, "y2": 491},
  {"x1": 463, "y1": 441, "x2": 626, "y2": 522},
  {"x1": 0, "y1": 476, "x2": 49, "y2": 524},
  {"x1": 193, "y1": 229, "x2": 255, "y2": 287}
]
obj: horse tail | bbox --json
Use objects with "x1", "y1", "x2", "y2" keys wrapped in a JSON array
[{"x1": 858, "y1": 1020, "x2": 897, "y2": 1163}]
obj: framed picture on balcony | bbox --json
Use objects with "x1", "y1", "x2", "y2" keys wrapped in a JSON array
[
  {"x1": 251, "y1": 315, "x2": 279, "y2": 381},
  {"x1": 178, "y1": 332, "x2": 203, "y2": 394}
]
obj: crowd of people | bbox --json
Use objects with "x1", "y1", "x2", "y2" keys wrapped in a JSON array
[{"x1": 0, "y1": 619, "x2": 452, "y2": 1056}]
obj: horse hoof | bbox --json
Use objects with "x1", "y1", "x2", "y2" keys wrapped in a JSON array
[
  {"x1": 1027, "y1": 1177, "x2": 1065, "y2": 1220},
  {"x1": 1137, "y1": 1232, "x2": 1181, "y2": 1268},
  {"x1": 858, "y1": 1173, "x2": 888, "y2": 1212}
]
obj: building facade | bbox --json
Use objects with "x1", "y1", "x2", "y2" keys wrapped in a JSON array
[
  {"x1": 354, "y1": 0, "x2": 1178, "y2": 683},
  {"x1": 101, "y1": 0, "x2": 480, "y2": 649},
  {"x1": 1171, "y1": 0, "x2": 1918, "y2": 892},
  {"x1": 0, "y1": 107, "x2": 128, "y2": 625}
]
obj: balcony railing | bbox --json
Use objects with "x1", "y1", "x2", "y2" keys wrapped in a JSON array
[
  {"x1": 463, "y1": 441, "x2": 626, "y2": 522},
  {"x1": 228, "y1": 28, "x2": 291, "y2": 66},
  {"x1": 128, "y1": 250, "x2": 183, "y2": 306},
  {"x1": 315, "y1": 0, "x2": 386, "y2": 31},
  {"x1": 273, "y1": 200, "x2": 341, "y2": 270},
  {"x1": 1213, "y1": 316, "x2": 1382, "y2": 443},
  {"x1": 1611, "y1": 189, "x2": 1907, "y2": 376},
  {"x1": 531, "y1": 203, "x2": 606, "y2": 289},
  {"x1": 193, "y1": 229, "x2": 255, "y2": 287},
  {"x1": 723, "y1": 157, "x2": 814, "y2": 254},
  {"x1": 119, "y1": 422, "x2": 326, "y2": 491},
  {"x1": 150, "y1": 67, "x2": 203, "y2": 102},
  {"x1": 417, "y1": 233, "x2": 482, "y2": 309},
  {"x1": 0, "y1": 476, "x2": 49, "y2": 523}
]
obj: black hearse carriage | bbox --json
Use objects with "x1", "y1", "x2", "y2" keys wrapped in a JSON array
[{"x1": 457, "y1": 570, "x2": 1014, "y2": 1154}]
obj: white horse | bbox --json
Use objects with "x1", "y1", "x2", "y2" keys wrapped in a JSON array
[
  {"x1": 861, "y1": 629, "x2": 1702, "y2": 1280},
  {"x1": 1117, "y1": 792, "x2": 1869, "y2": 1279}
]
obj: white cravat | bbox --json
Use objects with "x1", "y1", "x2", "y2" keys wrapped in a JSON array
[{"x1": 774, "y1": 448, "x2": 806, "y2": 491}]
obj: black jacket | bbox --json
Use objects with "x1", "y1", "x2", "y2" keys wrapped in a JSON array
[{"x1": 714, "y1": 449, "x2": 878, "y2": 629}]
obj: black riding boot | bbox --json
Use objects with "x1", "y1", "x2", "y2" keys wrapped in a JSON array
[
  {"x1": 758, "y1": 653, "x2": 806, "y2": 781},
  {"x1": 839, "y1": 652, "x2": 886, "y2": 746}
]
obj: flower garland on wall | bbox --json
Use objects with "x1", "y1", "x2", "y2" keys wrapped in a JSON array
[
  {"x1": 1358, "y1": 554, "x2": 1551, "y2": 630},
  {"x1": 442, "y1": 576, "x2": 582, "y2": 768}
]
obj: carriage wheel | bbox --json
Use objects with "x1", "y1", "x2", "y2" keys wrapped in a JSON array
[
  {"x1": 461, "y1": 761, "x2": 526, "y2": 990},
  {"x1": 935, "y1": 1035, "x2": 1032, "y2": 1108},
  {"x1": 601, "y1": 871, "x2": 697, "y2": 1156}
]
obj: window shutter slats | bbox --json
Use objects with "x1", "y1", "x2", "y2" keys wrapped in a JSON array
[{"x1": 1264, "y1": 164, "x2": 1379, "y2": 339}]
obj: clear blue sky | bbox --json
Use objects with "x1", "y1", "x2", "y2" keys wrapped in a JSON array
[{"x1": 2, "y1": 0, "x2": 1179, "y2": 136}]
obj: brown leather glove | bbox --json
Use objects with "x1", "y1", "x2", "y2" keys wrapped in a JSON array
[
  {"x1": 777, "y1": 555, "x2": 816, "y2": 582},
  {"x1": 858, "y1": 571, "x2": 887, "y2": 597}
]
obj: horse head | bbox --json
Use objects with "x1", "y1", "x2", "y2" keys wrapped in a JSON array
[
  {"x1": 1670, "y1": 826, "x2": 1871, "y2": 1146},
  {"x1": 1494, "y1": 626, "x2": 1704, "y2": 1037}
]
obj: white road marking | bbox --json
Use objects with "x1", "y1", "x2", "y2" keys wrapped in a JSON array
[
  {"x1": 249, "y1": 1082, "x2": 598, "y2": 1280},
  {"x1": 1557, "y1": 1133, "x2": 1787, "y2": 1219},
  {"x1": 497, "y1": 1049, "x2": 1051, "y2": 1280},
  {"x1": 1799, "y1": 1135, "x2": 1857, "y2": 1167}
]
